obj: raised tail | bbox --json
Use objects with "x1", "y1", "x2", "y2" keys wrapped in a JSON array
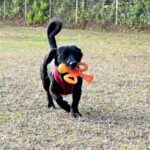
[{"x1": 47, "y1": 19, "x2": 62, "y2": 49}]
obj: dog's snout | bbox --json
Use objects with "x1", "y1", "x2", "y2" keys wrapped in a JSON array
[{"x1": 70, "y1": 61, "x2": 78, "y2": 68}]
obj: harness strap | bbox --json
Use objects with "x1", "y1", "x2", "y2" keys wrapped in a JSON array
[{"x1": 51, "y1": 66, "x2": 75, "y2": 95}]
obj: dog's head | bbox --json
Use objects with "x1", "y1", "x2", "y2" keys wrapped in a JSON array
[{"x1": 50, "y1": 45, "x2": 83, "y2": 68}]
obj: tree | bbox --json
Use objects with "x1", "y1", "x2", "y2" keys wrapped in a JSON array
[{"x1": 115, "y1": 0, "x2": 118, "y2": 24}]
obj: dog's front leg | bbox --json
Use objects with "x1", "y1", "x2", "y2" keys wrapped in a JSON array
[
  {"x1": 50, "y1": 89, "x2": 70, "y2": 112},
  {"x1": 71, "y1": 79, "x2": 82, "y2": 118}
]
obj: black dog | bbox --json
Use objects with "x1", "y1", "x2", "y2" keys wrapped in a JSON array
[{"x1": 40, "y1": 19, "x2": 83, "y2": 117}]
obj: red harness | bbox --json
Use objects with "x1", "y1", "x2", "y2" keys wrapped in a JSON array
[{"x1": 51, "y1": 66, "x2": 75, "y2": 95}]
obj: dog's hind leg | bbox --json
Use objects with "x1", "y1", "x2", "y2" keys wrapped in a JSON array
[
  {"x1": 47, "y1": 92, "x2": 56, "y2": 109},
  {"x1": 53, "y1": 94, "x2": 70, "y2": 112},
  {"x1": 50, "y1": 91, "x2": 70, "y2": 112}
]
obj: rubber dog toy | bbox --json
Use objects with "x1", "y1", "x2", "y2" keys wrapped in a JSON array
[{"x1": 58, "y1": 62, "x2": 94, "y2": 84}]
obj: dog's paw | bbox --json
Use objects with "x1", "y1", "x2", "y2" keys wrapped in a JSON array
[
  {"x1": 71, "y1": 109, "x2": 82, "y2": 118},
  {"x1": 48, "y1": 103, "x2": 56, "y2": 109}
]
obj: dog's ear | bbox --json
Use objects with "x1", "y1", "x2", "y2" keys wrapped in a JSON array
[{"x1": 74, "y1": 46, "x2": 83, "y2": 60}]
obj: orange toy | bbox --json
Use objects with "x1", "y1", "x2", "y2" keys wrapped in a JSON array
[{"x1": 58, "y1": 62, "x2": 94, "y2": 84}]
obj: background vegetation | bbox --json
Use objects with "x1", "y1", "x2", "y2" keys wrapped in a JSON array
[{"x1": 0, "y1": 0, "x2": 150, "y2": 30}]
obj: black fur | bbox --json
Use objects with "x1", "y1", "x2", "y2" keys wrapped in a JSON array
[{"x1": 40, "y1": 19, "x2": 83, "y2": 117}]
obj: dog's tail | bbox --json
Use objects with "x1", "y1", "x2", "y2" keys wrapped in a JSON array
[{"x1": 47, "y1": 19, "x2": 62, "y2": 49}]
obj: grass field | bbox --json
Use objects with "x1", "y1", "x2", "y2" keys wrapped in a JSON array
[{"x1": 0, "y1": 26, "x2": 150, "y2": 149}]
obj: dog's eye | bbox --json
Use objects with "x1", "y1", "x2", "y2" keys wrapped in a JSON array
[
  {"x1": 61, "y1": 54, "x2": 67, "y2": 60},
  {"x1": 63, "y1": 55, "x2": 67, "y2": 59},
  {"x1": 61, "y1": 52, "x2": 68, "y2": 60}
]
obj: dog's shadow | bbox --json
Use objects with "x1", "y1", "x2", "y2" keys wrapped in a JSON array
[{"x1": 82, "y1": 105, "x2": 149, "y2": 128}]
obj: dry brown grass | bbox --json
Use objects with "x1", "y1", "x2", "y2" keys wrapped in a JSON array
[{"x1": 0, "y1": 26, "x2": 150, "y2": 149}]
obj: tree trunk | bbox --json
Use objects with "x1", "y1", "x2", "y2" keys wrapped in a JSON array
[
  {"x1": 49, "y1": 0, "x2": 52, "y2": 20},
  {"x1": 82, "y1": 0, "x2": 85, "y2": 11},
  {"x1": 75, "y1": 0, "x2": 79, "y2": 23},
  {"x1": 25, "y1": 0, "x2": 27, "y2": 21},
  {"x1": 3, "y1": 0, "x2": 6, "y2": 18},
  {"x1": 115, "y1": 0, "x2": 118, "y2": 25}
]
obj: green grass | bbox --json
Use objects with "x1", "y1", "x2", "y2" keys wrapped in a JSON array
[
  {"x1": 0, "y1": 112, "x2": 22, "y2": 121},
  {"x1": 0, "y1": 26, "x2": 150, "y2": 149}
]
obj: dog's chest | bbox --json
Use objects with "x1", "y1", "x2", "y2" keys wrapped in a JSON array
[{"x1": 48, "y1": 65, "x2": 75, "y2": 95}]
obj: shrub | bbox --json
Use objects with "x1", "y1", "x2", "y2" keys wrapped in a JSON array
[{"x1": 27, "y1": 0, "x2": 48, "y2": 25}]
